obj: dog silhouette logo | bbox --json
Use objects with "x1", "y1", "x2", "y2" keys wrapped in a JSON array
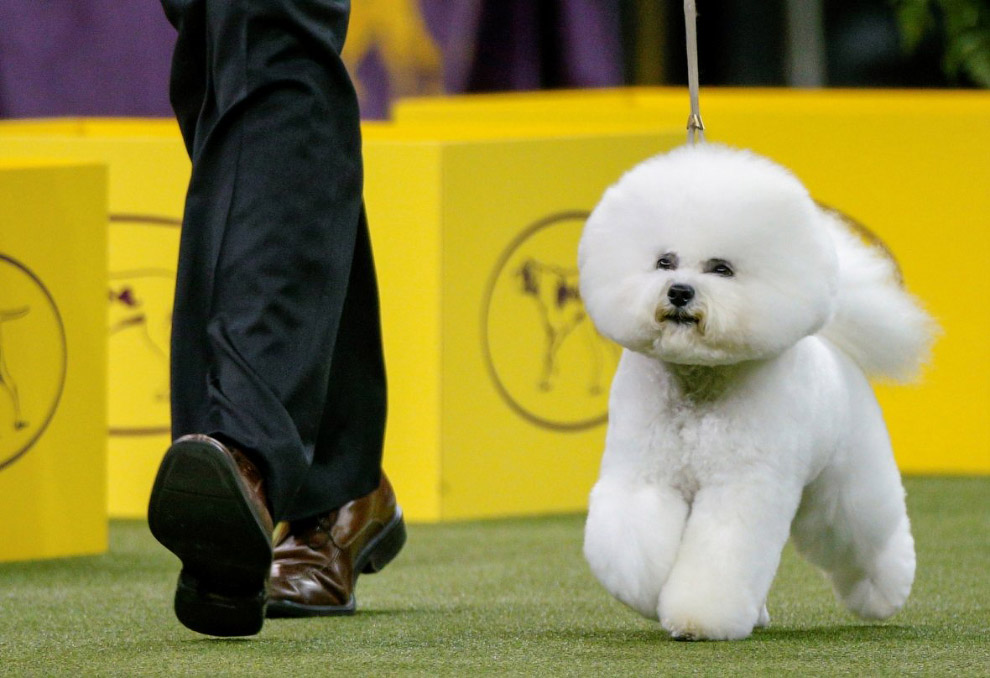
[
  {"x1": 0, "y1": 307, "x2": 31, "y2": 432},
  {"x1": 0, "y1": 254, "x2": 67, "y2": 471},
  {"x1": 107, "y1": 215, "x2": 180, "y2": 436},
  {"x1": 483, "y1": 212, "x2": 620, "y2": 430}
]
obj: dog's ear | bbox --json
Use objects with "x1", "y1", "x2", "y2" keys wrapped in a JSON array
[
  {"x1": 518, "y1": 259, "x2": 539, "y2": 295},
  {"x1": 556, "y1": 276, "x2": 580, "y2": 309}
]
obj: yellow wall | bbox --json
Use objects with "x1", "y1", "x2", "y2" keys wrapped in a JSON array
[
  {"x1": 0, "y1": 161, "x2": 108, "y2": 561},
  {"x1": 395, "y1": 88, "x2": 990, "y2": 475},
  {"x1": 0, "y1": 117, "x2": 179, "y2": 137},
  {"x1": 362, "y1": 140, "x2": 445, "y2": 521}
]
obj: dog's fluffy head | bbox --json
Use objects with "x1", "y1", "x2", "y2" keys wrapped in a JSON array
[{"x1": 578, "y1": 144, "x2": 838, "y2": 366}]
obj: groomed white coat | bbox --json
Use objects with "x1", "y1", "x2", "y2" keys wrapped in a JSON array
[{"x1": 578, "y1": 144, "x2": 935, "y2": 641}]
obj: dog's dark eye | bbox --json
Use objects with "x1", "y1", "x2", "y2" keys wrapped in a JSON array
[
  {"x1": 705, "y1": 259, "x2": 734, "y2": 277},
  {"x1": 656, "y1": 253, "x2": 678, "y2": 271}
]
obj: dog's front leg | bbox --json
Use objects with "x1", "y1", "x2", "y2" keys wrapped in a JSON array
[
  {"x1": 658, "y1": 479, "x2": 802, "y2": 640},
  {"x1": 584, "y1": 477, "x2": 689, "y2": 620}
]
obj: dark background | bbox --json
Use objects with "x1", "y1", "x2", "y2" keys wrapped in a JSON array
[{"x1": 0, "y1": 0, "x2": 980, "y2": 120}]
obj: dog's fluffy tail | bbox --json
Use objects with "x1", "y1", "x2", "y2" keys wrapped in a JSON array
[{"x1": 818, "y1": 207, "x2": 937, "y2": 382}]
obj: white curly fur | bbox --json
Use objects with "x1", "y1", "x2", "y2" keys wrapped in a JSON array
[{"x1": 578, "y1": 144, "x2": 935, "y2": 640}]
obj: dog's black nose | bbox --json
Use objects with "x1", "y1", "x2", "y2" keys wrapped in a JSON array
[{"x1": 667, "y1": 283, "x2": 695, "y2": 308}]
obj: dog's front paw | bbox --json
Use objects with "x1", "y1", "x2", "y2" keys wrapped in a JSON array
[
  {"x1": 659, "y1": 588, "x2": 760, "y2": 641},
  {"x1": 661, "y1": 615, "x2": 755, "y2": 642}
]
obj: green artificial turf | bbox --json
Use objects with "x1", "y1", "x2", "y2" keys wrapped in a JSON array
[{"x1": 0, "y1": 476, "x2": 987, "y2": 677}]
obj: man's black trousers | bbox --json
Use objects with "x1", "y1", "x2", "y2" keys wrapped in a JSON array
[{"x1": 160, "y1": 0, "x2": 386, "y2": 522}]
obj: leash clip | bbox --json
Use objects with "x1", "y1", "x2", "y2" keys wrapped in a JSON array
[{"x1": 686, "y1": 113, "x2": 706, "y2": 144}]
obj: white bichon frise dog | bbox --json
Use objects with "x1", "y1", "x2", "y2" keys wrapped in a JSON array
[{"x1": 578, "y1": 144, "x2": 935, "y2": 641}]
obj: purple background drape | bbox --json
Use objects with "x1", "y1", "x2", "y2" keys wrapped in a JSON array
[
  {"x1": 0, "y1": 0, "x2": 623, "y2": 120},
  {"x1": 0, "y1": 0, "x2": 175, "y2": 118}
]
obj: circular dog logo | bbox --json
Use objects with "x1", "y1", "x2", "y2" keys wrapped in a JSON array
[
  {"x1": 0, "y1": 254, "x2": 67, "y2": 471},
  {"x1": 482, "y1": 212, "x2": 621, "y2": 430},
  {"x1": 107, "y1": 215, "x2": 180, "y2": 436}
]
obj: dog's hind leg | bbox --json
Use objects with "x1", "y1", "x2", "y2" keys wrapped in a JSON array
[
  {"x1": 580, "y1": 321, "x2": 605, "y2": 395},
  {"x1": 756, "y1": 602, "x2": 771, "y2": 628},
  {"x1": 584, "y1": 477, "x2": 688, "y2": 620},
  {"x1": 0, "y1": 325, "x2": 27, "y2": 431},
  {"x1": 791, "y1": 417, "x2": 914, "y2": 620}
]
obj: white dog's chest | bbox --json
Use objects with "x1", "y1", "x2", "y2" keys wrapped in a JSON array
[
  {"x1": 604, "y1": 350, "x2": 828, "y2": 494},
  {"x1": 649, "y1": 409, "x2": 758, "y2": 487}
]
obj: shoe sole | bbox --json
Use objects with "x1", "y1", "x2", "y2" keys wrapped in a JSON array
[
  {"x1": 148, "y1": 438, "x2": 273, "y2": 636},
  {"x1": 265, "y1": 507, "x2": 407, "y2": 618}
]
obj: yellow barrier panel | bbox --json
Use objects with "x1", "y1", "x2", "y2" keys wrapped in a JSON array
[
  {"x1": 0, "y1": 120, "x2": 677, "y2": 521},
  {"x1": 394, "y1": 88, "x2": 990, "y2": 475},
  {"x1": 0, "y1": 161, "x2": 108, "y2": 561},
  {"x1": 362, "y1": 124, "x2": 684, "y2": 519},
  {"x1": 0, "y1": 130, "x2": 190, "y2": 519},
  {"x1": 6, "y1": 88, "x2": 982, "y2": 525}
]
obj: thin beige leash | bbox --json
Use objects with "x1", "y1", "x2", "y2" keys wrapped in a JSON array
[{"x1": 684, "y1": 0, "x2": 705, "y2": 144}]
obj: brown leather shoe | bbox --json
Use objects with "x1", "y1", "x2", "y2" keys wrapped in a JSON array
[
  {"x1": 266, "y1": 474, "x2": 406, "y2": 617},
  {"x1": 148, "y1": 434, "x2": 274, "y2": 636}
]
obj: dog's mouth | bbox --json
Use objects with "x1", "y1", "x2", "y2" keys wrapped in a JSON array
[{"x1": 659, "y1": 310, "x2": 701, "y2": 326}]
